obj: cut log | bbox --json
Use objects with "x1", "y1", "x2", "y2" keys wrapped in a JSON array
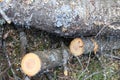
[
  {"x1": 21, "y1": 49, "x2": 64, "y2": 76},
  {"x1": 0, "y1": 0, "x2": 120, "y2": 37},
  {"x1": 21, "y1": 37, "x2": 120, "y2": 76},
  {"x1": 69, "y1": 37, "x2": 120, "y2": 55}
]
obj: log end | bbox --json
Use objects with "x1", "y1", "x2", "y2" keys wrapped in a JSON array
[
  {"x1": 69, "y1": 38, "x2": 84, "y2": 56},
  {"x1": 21, "y1": 53, "x2": 42, "y2": 76}
]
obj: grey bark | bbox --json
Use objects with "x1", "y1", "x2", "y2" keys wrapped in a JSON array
[
  {"x1": 32, "y1": 49, "x2": 64, "y2": 72},
  {"x1": 81, "y1": 37, "x2": 120, "y2": 54},
  {"x1": 0, "y1": 0, "x2": 120, "y2": 37}
]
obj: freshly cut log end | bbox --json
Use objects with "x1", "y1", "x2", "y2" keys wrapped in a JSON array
[
  {"x1": 69, "y1": 38, "x2": 84, "y2": 56},
  {"x1": 21, "y1": 53, "x2": 42, "y2": 76}
]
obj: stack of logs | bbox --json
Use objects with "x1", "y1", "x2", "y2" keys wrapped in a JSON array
[
  {"x1": 21, "y1": 37, "x2": 120, "y2": 76},
  {"x1": 0, "y1": 0, "x2": 119, "y2": 77}
]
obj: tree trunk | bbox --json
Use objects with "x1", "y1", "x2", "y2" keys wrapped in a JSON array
[{"x1": 0, "y1": 0, "x2": 120, "y2": 37}]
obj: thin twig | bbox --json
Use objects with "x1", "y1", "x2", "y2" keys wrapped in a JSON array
[
  {"x1": 3, "y1": 40, "x2": 18, "y2": 80},
  {"x1": 104, "y1": 53, "x2": 120, "y2": 60},
  {"x1": 109, "y1": 70, "x2": 120, "y2": 79},
  {"x1": 76, "y1": 56, "x2": 84, "y2": 70},
  {"x1": 95, "y1": 53, "x2": 107, "y2": 80},
  {"x1": 77, "y1": 52, "x2": 91, "y2": 80},
  {"x1": 95, "y1": 25, "x2": 106, "y2": 38},
  {"x1": 0, "y1": 65, "x2": 12, "y2": 77},
  {"x1": 83, "y1": 70, "x2": 104, "y2": 80}
]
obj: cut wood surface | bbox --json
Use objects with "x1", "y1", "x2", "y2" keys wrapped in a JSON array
[
  {"x1": 0, "y1": 0, "x2": 120, "y2": 37},
  {"x1": 69, "y1": 38, "x2": 84, "y2": 56},
  {"x1": 21, "y1": 53, "x2": 42, "y2": 76}
]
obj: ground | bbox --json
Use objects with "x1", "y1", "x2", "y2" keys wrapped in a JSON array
[{"x1": 0, "y1": 24, "x2": 120, "y2": 80}]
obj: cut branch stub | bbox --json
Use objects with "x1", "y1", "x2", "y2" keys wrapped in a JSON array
[
  {"x1": 69, "y1": 38, "x2": 84, "y2": 56},
  {"x1": 21, "y1": 53, "x2": 42, "y2": 76}
]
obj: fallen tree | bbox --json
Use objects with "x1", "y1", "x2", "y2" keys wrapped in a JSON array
[{"x1": 0, "y1": 0, "x2": 120, "y2": 37}]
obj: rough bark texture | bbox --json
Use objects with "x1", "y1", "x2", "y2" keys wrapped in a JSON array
[
  {"x1": 81, "y1": 37, "x2": 120, "y2": 54},
  {"x1": 32, "y1": 49, "x2": 64, "y2": 72},
  {"x1": 0, "y1": 0, "x2": 120, "y2": 37}
]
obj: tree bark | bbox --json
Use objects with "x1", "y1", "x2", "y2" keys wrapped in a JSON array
[
  {"x1": 80, "y1": 37, "x2": 120, "y2": 54},
  {"x1": 34, "y1": 49, "x2": 63, "y2": 71},
  {"x1": 0, "y1": 0, "x2": 120, "y2": 37}
]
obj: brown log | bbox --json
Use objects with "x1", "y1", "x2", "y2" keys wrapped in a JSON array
[{"x1": 0, "y1": 0, "x2": 120, "y2": 37}]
